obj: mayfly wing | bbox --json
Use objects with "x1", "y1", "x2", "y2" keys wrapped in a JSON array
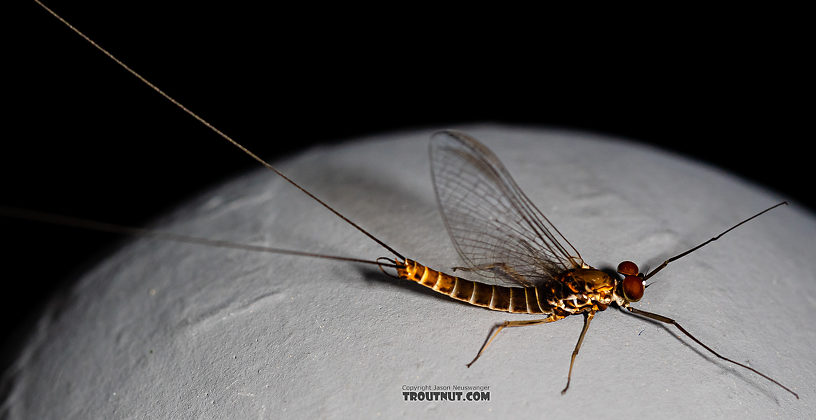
[{"x1": 429, "y1": 130, "x2": 584, "y2": 288}]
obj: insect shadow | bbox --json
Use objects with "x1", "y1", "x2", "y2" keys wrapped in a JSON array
[{"x1": 297, "y1": 157, "x2": 474, "y2": 307}]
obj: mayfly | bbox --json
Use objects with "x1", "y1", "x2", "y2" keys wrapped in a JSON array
[{"x1": 27, "y1": 0, "x2": 798, "y2": 399}]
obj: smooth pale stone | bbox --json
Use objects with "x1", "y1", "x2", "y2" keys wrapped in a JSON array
[{"x1": 4, "y1": 126, "x2": 814, "y2": 419}]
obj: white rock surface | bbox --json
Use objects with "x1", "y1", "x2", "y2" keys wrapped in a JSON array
[{"x1": 4, "y1": 126, "x2": 814, "y2": 419}]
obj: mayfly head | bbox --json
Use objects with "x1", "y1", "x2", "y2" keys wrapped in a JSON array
[{"x1": 616, "y1": 260, "x2": 645, "y2": 303}]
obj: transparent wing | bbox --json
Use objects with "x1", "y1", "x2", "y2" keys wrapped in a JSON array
[{"x1": 429, "y1": 130, "x2": 583, "y2": 287}]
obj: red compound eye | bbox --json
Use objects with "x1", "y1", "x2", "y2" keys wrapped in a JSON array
[
  {"x1": 622, "y1": 275, "x2": 645, "y2": 302},
  {"x1": 617, "y1": 261, "x2": 639, "y2": 276}
]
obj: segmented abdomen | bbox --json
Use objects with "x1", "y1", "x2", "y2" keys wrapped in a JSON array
[{"x1": 397, "y1": 259, "x2": 554, "y2": 314}]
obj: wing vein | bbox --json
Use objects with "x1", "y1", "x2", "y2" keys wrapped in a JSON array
[{"x1": 429, "y1": 131, "x2": 583, "y2": 287}]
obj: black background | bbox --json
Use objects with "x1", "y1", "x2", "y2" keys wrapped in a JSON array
[{"x1": 3, "y1": 3, "x2": 810, "y2": 377}]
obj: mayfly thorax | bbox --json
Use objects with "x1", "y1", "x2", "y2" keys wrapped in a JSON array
[{"x1": 22, "y1": 0, "x2": 799, "y2": 400}]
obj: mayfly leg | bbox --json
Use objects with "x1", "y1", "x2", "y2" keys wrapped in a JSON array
[
  {"x1": 625, "y1": 307, "x2": 799, "y2": 399},
  {"x1": 466, "y1": 317, "x2": 561, "y2": 368},
  {"x1": 643, "y1": 201, "x2": 788, "y2": 282},
  {"x1": 562, "y1": 311, "x2": 594, "y2": 395},
  {"x1": 467, "y1": 311, "x2": 595, "y2": 395}
]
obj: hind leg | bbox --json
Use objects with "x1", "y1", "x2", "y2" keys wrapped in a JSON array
[{"x1": 466, "y1": 314, "x2": 563, "y2": 367}]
